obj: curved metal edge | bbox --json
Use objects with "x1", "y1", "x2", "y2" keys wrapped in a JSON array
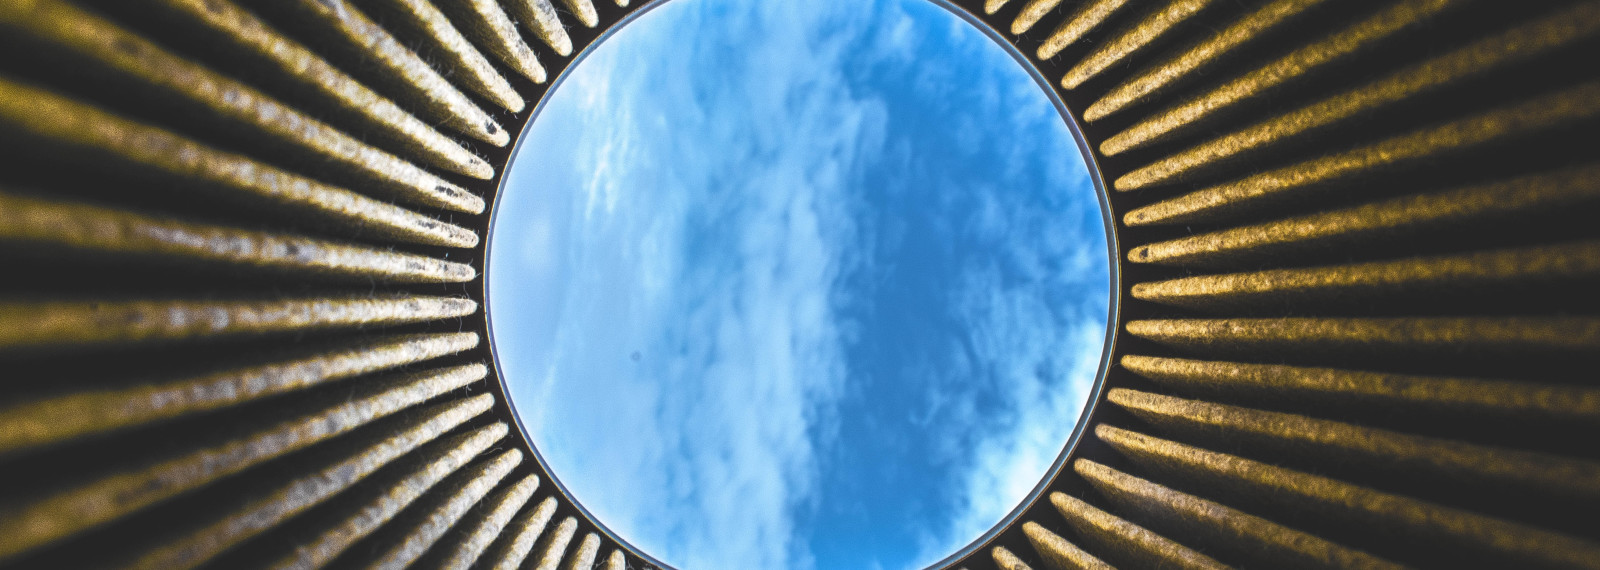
[
  {"x1": 483, "y1": 1, "x2": 680, "y2": 568},
  {"x1": 917, "y1": 1, "x2": 1120, "y2": 568},
  {"x1": 482, "y1": 1, "x2": 1119, "y2": 568}
]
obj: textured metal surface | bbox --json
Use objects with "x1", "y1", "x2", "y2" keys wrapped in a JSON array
[{"x1": 0, "y1": 0, "x2": 1595, "y2": 568}]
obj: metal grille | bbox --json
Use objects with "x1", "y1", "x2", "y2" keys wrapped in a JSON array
[{"x1": 0, "y1": 0, "x2": 1594, "y2": 568}]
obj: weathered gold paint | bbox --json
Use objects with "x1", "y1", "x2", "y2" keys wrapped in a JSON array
[
  {"x1": 563, "y1": 533, "x2": 603, "y2": 570},
  {"x1": 1101, "y1": 0, "x2": 1462, "y2": 155},
  {"x1": 1034, "y1": 0, "x2": 1132, "y2": 58},
  {"x1": 0, "y1": 191, "x2": 476, "y2": 282},
  {"x1": 140, "y1": 0, "x2": 491, "y2": 177},
  {"x1": 368, "y1": 449, "x2": 524, "y2": 568},
  {"x1": 1084, "y1": 0, "x2": 1331, "y2": 122},
  {"x1": 1125, "y1": 82, "x2": 1600, "y2": 223},
  {"x1": 1120, "y1": 354, "x2": 1600, "y2": 422},
  {"x1": 437, "y1": 474, "x2": 542, "y2": 570},
  {"x1": 0, "y1": 332, "x2": 478, "y2": 455},
  {"x1": 0, "y1": 78, "x2": 482, "y2": 243},
  {"x1": 1022, "y1": 521, "x2": 1115, "y2": 570},
  {"x1": 1126, "y1": 316, "x2": 1600, "y2": 354},
  {"x1": 1049, "y1": 489, "x2": 1227, "y2": 570},
  {"x1": 533, "y1": 517, "x2": 580, "y2": 570},
  {"x1": 991, "y1": 545, "x2": 1035, "y2": 570},
  {"x1": 0, "y1": 296, "x2": 478, "y2": 350},
  {"x1": 487, "y1": 496, "x2": 561, "y2": 570},
  {"x1": 444, "y1": 0, "x2": 550, "y2": 83},
  {"x1": 0, "y1": 365, "x2": 488, "y2": 561},
  {"x1": 123, "y1": 394, "x2": 496, "y2": 570},
  {"x1": 506, "y1": 0, "x2": 576, "y2": 56},
  {"x1": 1117, "y1": 2, "x2": 1600, "y2": 189},
  {"x1": 1060, "y1": 0, "x2": 1218, "y2": 90},
  {"x1": 1075, "y1": 459, "x2": 1404, "y2": 569},
  {"x1": 1097, "y1": 424, "x2": 1600, "y2": 568},
  {"x1": 359, "y1": 0, "x2": 526, "y2": 112}
]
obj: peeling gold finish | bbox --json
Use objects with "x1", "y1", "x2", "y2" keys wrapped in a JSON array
[
  {"x1": 1124, "y1": 82, "x2": 1600, "y2": 223},
  {"x1": 1034, "y1": 0, "x2": 1131, "y2": 58},
  {"x1": 1101, "y1": 0, "x2": 1461, "y2": 155},
  {"x1": 1076, "y1": 459, "x2": 1403, "y2": 569},
  {"x1": 1120, "y1": 355, "x2": 1600, "y2": 421},
  {"x1": 1083, "y1": 0, "x2": 1331, "y2": 122},
  {"x1": 123, "y1": 394, "x2": 496, "y2": 570},
  {"x1": 1096, "y1": 425, "x2": 1600, "y2": 568},
  {"x1": 0, "y1": 191, "x2": 476, "y2": 282},
  {"x1": 1061, "y1": 0, "x2": 1217, "y2": 90}
]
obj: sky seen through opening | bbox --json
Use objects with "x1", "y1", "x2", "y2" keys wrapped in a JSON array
[{"x1": 487, "y1": 0, "x2": 1111, "y2": 567}]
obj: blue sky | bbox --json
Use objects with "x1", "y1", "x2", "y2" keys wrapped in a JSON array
[{"x1": 486, "y1": 0, "x2": 1110, "y2": 568}]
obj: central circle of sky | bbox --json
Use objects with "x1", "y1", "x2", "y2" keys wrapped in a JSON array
[{"x1": 487, "y1": 0, "x2": 1110, "y2": 567}]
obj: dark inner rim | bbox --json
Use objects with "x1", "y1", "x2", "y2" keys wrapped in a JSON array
[{"x1": 480, "y1": 1, "x2": 1121, "y2": 567}]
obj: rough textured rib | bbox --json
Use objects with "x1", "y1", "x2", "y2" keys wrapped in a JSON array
[
  {"x1": 531, "y1": 517, "x2": 578, "y2": 570},
  {"x1": 0, "y1": 296, "x2": 477, "y2": 350},
  {"x1": 249, "y1": 0, "x2": 507, "y2": 146},
  {"x1": 355, "y1": 0, "x2": 525, "y2": 112},
  {"x1": 1096, "y1": 424, "x2": 1600, "y2": 568},
  {"x1": 265, "y1": 422, "x2": 509, "y2": 568},
  {"x1": 1021, "y1": 521, "x2": 1115, "y2": 570},
  {"x1": 506, "y1": 0, "x2": 574, "y2": 56},
  {"x1": 0, "y1": 366, "x2": 488, "y2": 561},
  {"x1": 435, "y1": 474, "x2": 541, "y2": 570},
  {"x1": 1127, "y1": 165, "x2": 1600, "y2": 266},
  {"x1": 558, "y1": 0, "x2": 599, "y2": 28},
  {"x1": 122, "y1": 394, "x2": 494, "y2": 570},
  {"x1": 1124, "y1": 82, "x2": 1600, "y2": 223},
  {"x1": 1120, "y1": 355, "x2": 1600, "y2": 422},
  {"x1": 1102, "y1": 0, "x2": 1461, "y2": 155},
  {"x1": 1061, "y1": 0, "x2": 1218, "y2": 90},
  {"x1": 145, "y1": 0, "x2": 492, "y2": 178},
  {"x1": 1076, "y1": 459, "x2": 1404, "y2": 569},
  {"x1": 1035, "y1": 0, "x2": 1132, "y2": 59},
  {"x1": 0, "y1": 332, "x2": 477, "y2": 455},
  {"x1": 485, "y1": 496, "x2": 560, "y2": 570},
  {"x1": 1125, "y1": 316, "x2": 1600, "y2": 355},
  {"x1": 560, "y1": 533, "x2": 600, "y2": 570},
  {"x1": 1048, "y1": 490, "x2": 1228, "y2": 569},
  {"x1": 439, "y1": 0, "x2": 548, "y2": 83},
  {"x1": 1130, "y1": 241, "x2": 1600, "y2": 310},
  {"x1": 1108, "y1": 388, "x2": 1600, "y2": 499},
  {"x1": 0, "y1": 78, "x2": 481, "y2": 244},
  {"x1": 1117, "y1": 3, "x2": 1600, "y2": 188},
  {"x1": 0, "y1": 191, "x2": 475, "y2": 283},
  {"x1": 1085, "y1": 0, "x2": 1331, "y2": 122},
  {"x1": 365, "y1": 449, "x2": 523, "y2": 569},
  {"x1": 992, "y1": 545, "x2": 1035, "y2": 570},
  {"x1": 1009, "y1": 0, "x2": 1062, "y2": 34},
  {"x1": 0, "y1": 0, "x2": 495, "y2": 207}
]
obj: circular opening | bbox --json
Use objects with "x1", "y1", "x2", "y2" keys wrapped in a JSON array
[{"x1": 486, "y1": 0, "x2": 1116, "y2": 567}]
